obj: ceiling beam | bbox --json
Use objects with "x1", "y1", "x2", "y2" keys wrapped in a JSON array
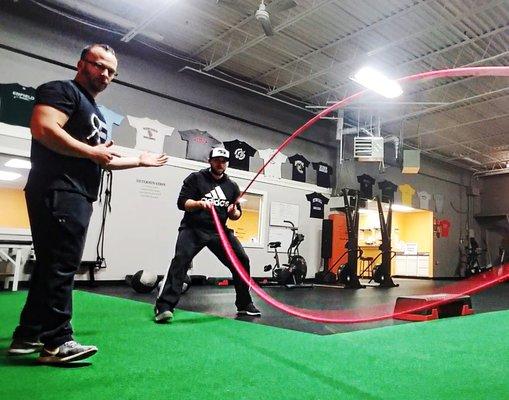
[{"x1": 203, "y1": 0, "x2": 336, "y2": 72}]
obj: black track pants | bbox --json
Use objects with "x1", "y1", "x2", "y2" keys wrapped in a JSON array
[
  {"x1": 156, "y1": 227, "x2": 253, "y2": 312},
  {"x1": 13, "y1": 189, "x2": 92, "y2": 347}
]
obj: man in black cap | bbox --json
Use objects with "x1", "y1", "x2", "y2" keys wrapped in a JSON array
[{"x1": 155, "y1": 147, "x2": 260, "y2": 322}]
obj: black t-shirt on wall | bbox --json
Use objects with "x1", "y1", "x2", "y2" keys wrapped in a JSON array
[
  {"x1": 223, "y1": 139, "x2": 257, "y2": 171},
  {"x1": 378, "y1": 180, "x2": 398, "y2": 203},
  {"x1": 357, "y1": 174, "x2": 376, "y2": 199},
  {"x1": 288, "y1": 154, "x2": 310, "y2": 182},
  {"x1": 0, "y1": 83, "x2": 36, "y2": 127},
  {"x1": 306, "y1": 192, "x2": 329, "y2": 219},
  {"x1": 312, "y1": 162, "x2": 333, "y2": 188},
  {"x1": 26, "y1": 80, "x2": 108, "y2": 201}
]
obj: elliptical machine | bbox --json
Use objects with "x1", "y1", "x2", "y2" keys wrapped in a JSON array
[
  {"x1": 336, "y1": 189, "x2": 365, "y2": 289},
  {"x1": 364, "y1": 196, "x2": 398, "y2": 287},
  {"x1": 264, "y1": 220, "x2": 312, "y2": 288}
]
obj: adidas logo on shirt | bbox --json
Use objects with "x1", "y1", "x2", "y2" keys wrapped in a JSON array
[{"x1": 202, "y1": 186, "x2": 230, "y2": 207}]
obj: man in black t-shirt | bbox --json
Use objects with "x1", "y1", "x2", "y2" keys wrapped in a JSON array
[
  {"x1": 8, "y1": 44, "x2": 168, "y2": 364},
  {"x1": 155, "y1": 147, "x2": 260, "y2": 322}
]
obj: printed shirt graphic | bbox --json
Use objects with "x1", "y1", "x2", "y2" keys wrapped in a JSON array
[
  {"x1": 398, "y1": 184, "x2": 416, "y2": 206},
  {"x1": 312, "y1": 162, "x2": 333, "y2": 188},
  {"x1": 128, "y1": 115, "x2": 174, "y2": 153},
  {"x1": 98, "y1": 105, "x2": 124, "y2": 141},
  {"x1": 179, "y1": 129, "x2": 222, "y2": 162},
  {"x1": 306, "y1": 192, "x2": 329, "y2": 219},
  {"x1": 357, "y1": 174, "x2": 376, "y2": 199},
  {"x1": 378, "y1": 180, "x2": 398, "y2": 203},
  {"x1": 434, "y1": 193, "x2": 444, "y2": 213},
  {"x1": 417, "y1": 190, "x2": 432, "y2": 209},
  {"x1": 288, "y1": 154, "x2": 310, "y2": 182},
  {"x1": 257, "y1": 148, "x2": 288, "y2": 179},
  {"x1": 223, "y1": 139, "x2": 256, "y2": 171},
  {"x1": 202, "y1": 185, "x2": 230, "y2": 207},
  {"x1": 0, "y1": 83, "x2": 36, "y2": 127}
]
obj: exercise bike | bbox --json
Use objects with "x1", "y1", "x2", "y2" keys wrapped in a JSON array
[
  {"x1": 464, "y1": 238, "x2": 492, "y2": 277},
  {"x1": 264, "y1": 220, "x2": 313, "y2": 289}
]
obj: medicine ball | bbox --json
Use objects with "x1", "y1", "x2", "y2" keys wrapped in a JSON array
[
  {"x1": 156, "y1": 274, "x2": 192, "y2": 294},
  {"x1": 130, "y1": 270, "x2": 158, "y2": 293}
]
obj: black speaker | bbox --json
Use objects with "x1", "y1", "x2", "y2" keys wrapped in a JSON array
[{"x1": 321, "y1": 219, "x2": 333, "y2": 259}]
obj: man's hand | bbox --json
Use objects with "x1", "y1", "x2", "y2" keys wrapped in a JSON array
[
  {"x1": 139, "y1": 151, "x2": 169, "y2": 167},
  {"x1": 90, "y1": 141, "x2": 121, "y2": 167},
  {"x1": 227, "y1": 203, "x2": 241, "y2": 220},
  {"x1": 198, "y1": 200, "x2": 214, "y2": 210}
]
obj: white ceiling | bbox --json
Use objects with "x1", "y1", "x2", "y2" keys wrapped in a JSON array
[{"x1": 19, "y1": 0, "x2": 509, "y2": 172}]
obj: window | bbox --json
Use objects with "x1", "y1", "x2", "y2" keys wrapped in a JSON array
[{"x1": 227, "y1": 189, "x2": 266, "y2": 248}]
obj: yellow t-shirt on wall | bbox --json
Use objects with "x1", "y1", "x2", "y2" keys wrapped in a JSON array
[{"x1": 398, "y1": 184, "x2": 416, "y2": 206}]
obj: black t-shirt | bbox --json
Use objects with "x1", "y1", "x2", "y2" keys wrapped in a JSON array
[
  {"x1": 312, "y1": 162, "x2": 333, "y2": 188},
  {"x1": 177, "y1": 168, "x2": 241, "y2": 230},
  {"x1": 306, "y1": 192, "x2": 329, "y2": 219},
  {"x1": 223, "y1": 139, "x2": 256, "y2": 171},
  {"x1": 0, "y1": 83, "x2": 36, "y2": 127},
  {"x1": 378, "y1": 180, "x2": 398, "y2": 203},
  {"x1": 357, "y1": 174, "x2": 376, "y2": 199},
  {"x1": 288, "y1": 154, "x2": 310, "y2": 182},
  {"x1": 25, "y1": 80, "x2": 108, "y2": 200}
]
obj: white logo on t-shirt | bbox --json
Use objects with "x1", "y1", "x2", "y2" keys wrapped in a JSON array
[
  {"x1": 234, "y1": 148, "x2": 246, "y2": 160},
  {"x1": 202, "y1": 186, "x2": 230, "y2": 207}
]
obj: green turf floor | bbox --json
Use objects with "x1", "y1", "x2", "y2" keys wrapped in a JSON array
[{"x1": 1, "y1": 290, "x2": 508, "y2": 400}]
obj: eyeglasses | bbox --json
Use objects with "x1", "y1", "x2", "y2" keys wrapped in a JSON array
[{"x1": 82, "y1": 59, "x2": 118, "y2": 77}]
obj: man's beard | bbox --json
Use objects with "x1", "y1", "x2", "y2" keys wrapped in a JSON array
[{"x1": 210, "y1": 166, "x2": 224, "y2": 177}]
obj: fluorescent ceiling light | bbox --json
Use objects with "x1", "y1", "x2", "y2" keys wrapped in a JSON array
[
  {"x1": 0, "y1": 170, "x2": 22, "y2": 181},
  {"x1": 391, "y1": 204, "x2": 415, "y2": 212},
  {"x1": 352, "y1": 67, "x2": 403, "y2": 98},
  {"x1": 5, "y1": 158, "x2": 31, "y2": 169}
]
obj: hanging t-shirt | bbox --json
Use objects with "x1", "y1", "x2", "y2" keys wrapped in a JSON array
[
  {"x1": 439, "y1": 219, "x2": 451, "y2": 237},
  {"x1": 434, "y1": 193, "x2": 444, "y2": 213},
  {"x1": 288, "y1": 154, "x2": 310, "y2": 182},
  {"x1": 0, "y1": 83, "x2": 36, "y2": 127},
  {"x1": 306, "y1": 192, "x2": 329, "y2": 219},
  {"x1": 398, "y1": 184, "x2": 416, "y2": 206},
  {"x1": 179, "y1": 129, "x2": 222, "y2": 162},
  {"x1": 357, "y1": 174, "x2": 376, "y2": 199},
  {"x1": 417, "y1": 190, "x2": 432, "y2": 210},
  {"x1": 378, "y1": 180, "x2": 398, "y2": 203},
  {"x1": 98, "y1": 105, "x2": 124, "y2": 141},
  {"x1": 257, "y1": 148, "x2": 287, "y2": 179},
  {"x1": 312, "y1": 162, "x2": 333, "y2": 188},
  {"x1": 223, "y1": 139, "x2": 256, "y2": 171},
  {"x1": 128, "y1": 115, "x2": 174, "y2": 154}
]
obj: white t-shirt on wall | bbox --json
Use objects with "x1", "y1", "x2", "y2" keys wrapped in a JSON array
[
  {"x1": 257, "y1": 148, "x2": 287, "y2": 179},
  {"x1": 127, "y1": 115, "x2": 174, "y2": 153},
  {"x1": 417, "y1": 190, "x2": 432, "y2": 210}
]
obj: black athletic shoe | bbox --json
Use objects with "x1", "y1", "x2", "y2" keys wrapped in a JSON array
[
  {"x1": 37, "y1": 341, "x2": 98, "y2": 364},
  {"x1": 8, "y1": 338, "x2": 43, "y2": 355},
  {"x1": 154, "y1": 307, "x2": 173, "y2": 323},
  {"x1": 237, "y1": 303, "x2": 261, "y2": 316}
]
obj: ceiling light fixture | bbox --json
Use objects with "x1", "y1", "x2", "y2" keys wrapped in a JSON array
[
  {"x1": 0, "y1": 171, "x2": 22, "y2": 181},
  {"x1": 5, "y1": 158, "x2": 31, "y2": 169},
  {"x1": 352, "y1": 67, "x2": 403, "y2": 98}
]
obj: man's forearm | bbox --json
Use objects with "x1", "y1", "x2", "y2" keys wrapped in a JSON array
[
  {"x1": 33, "y1": 125, "x2": 94, "y2": 159},
  {"x1": 184, "y1": 199, "x2": 205, "y2": 212},
  {"x1": 105, "y1": 156, "x2": 141, "y2": 170}
]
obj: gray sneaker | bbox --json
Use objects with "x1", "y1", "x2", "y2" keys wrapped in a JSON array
[
  {"x1": 37, "y1": 341, "x2": 98, "y2": 364},
  {"x1": 8, "y1": 338, "x2": 43, "y2": 355},
  {"x1": 154, "y1": 309, "x2": 173, "y2": 323}
]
